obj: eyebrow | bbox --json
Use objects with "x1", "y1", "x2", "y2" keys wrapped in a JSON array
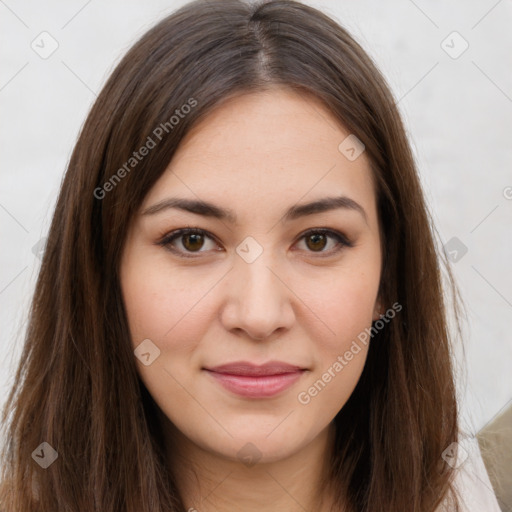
[{"x1": 142, "y1": 195, "x2": 368, "y2": 225}]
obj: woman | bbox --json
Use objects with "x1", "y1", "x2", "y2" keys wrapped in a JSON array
[{"x1": 0, "y1": 0, "x2": 495, "y2": 510}]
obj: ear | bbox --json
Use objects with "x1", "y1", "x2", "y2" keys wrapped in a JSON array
[{"x1": 372, "y1": 297, "x2": 383, "y2": 322}]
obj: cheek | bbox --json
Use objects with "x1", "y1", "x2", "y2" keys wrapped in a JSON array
[
  {"x1": 121, "y1": 257, "x2": 214, "y2": 428},
  {"x1": 293, "y1": 266, "x2": 378, "y2": 410},
  {"x1": 121, "y1": 256, "x2": 218, "y2": 344},
  {"x1": 297, "y1": 267, "x2": 379, "y2": 353}
]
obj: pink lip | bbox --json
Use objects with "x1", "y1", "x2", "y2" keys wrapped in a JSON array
[{"x1": 204, "y1": 361, "x2": 307, "y2": 398}]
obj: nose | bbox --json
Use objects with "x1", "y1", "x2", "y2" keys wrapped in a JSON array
[{"x1": 219, "y1": 251, "x2": 296, "y2": 341}]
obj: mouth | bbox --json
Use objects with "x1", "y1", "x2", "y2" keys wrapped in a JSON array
[{"x1": 202, "y1": 361, "x2": 308, "y2": 398}]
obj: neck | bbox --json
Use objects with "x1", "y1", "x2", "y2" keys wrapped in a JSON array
[{"x1": 159, "y1": 412, "x2": 341, "y2": 512}]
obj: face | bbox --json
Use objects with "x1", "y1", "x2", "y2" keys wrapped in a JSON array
[{"x1": 120, "y1": 87, "x2": 382, "y2": 465}]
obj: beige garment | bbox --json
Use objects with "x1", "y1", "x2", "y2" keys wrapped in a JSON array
[
  {"x1": 437, "y1": 433, "x2": 503, "y2": 511},
  {"x1": 477, "y1": 403, "x2": 512, "y2": 512}
]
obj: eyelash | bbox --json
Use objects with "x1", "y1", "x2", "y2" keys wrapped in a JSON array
[{"x1": 157, "y1": 227, "x2": 354, "y2": 259}]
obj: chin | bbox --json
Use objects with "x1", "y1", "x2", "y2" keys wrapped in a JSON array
[{"x1": 194, "y1": 422, "x2": 317, "y2": 466}]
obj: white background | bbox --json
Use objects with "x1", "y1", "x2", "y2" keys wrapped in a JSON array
[{"x1": 1, "y1": 0, "x2": 511, "y2": 439}]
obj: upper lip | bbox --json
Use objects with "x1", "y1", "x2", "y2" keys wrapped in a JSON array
[{"x1": 204, "y1": 361, "x2": 306, "y2": 376}]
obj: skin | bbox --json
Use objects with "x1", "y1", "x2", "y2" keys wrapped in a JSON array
[{"x1": 120, "y1": 87, "x2": 383, "y2": 512}]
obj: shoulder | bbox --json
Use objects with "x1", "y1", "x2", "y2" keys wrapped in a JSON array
[{"x1": 437, "y1": 434, "x2": 501, "y2": 512}]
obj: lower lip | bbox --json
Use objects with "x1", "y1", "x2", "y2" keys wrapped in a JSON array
[{"x1": 205, "y1": 370, "x2": 304, "y2": 398}]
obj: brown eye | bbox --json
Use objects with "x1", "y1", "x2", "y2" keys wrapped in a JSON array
[
  {"x1": 158, "y1": 228, "x2": 219, "y2": 257},
  {"x1": 158, "y1": 227, "x2": 352, "y2": 259},
  {"x1": 305, "y1": 232, "x2": 328, "y2": 252},
  {"x1": 182, "y1": 232, "x2": 205, "y2": 252},
  {"x1": 295, "y1": 229, "x2": 353, "y2": 256}
]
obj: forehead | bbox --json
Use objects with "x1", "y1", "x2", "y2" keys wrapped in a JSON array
[{"x1": 142, "y1": 88, "x2": 377, "y2": 225}]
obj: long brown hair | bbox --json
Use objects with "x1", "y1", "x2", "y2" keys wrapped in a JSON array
[{"x1": 0, "y1": 0, "x2": 463, "y2": 510}]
